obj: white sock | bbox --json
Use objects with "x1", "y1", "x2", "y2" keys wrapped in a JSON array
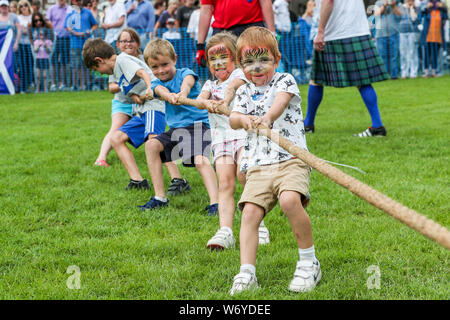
[
  {"x1": 240, "y1": 264, "x2": 256, "y2": 276},
  {"x1": 220, "y1": 226, "x2": 233, "y2": 235},
  {"x1": 154, "y1": 196, "x2": 168, "y2": 202},
  {"x1": 259, "y1": 220, "x2": 265, "y2": 227},
  {"x1": 299, "y1": 245, "x2": 316, "y2": 261}
]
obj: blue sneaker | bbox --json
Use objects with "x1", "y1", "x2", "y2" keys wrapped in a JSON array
[
  {"x1": 139, "y1": 197, "x2": 169, "y2": 211},
  {"x1": 205, "y1": 203, "x2": 218, "y2": 216}
]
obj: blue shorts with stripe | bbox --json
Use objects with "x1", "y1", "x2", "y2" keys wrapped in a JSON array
[{"x1": 119, "y1": 110, "x2": 166, "y2": 149}]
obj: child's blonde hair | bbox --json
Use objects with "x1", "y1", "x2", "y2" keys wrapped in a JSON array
[
  {"x1": 205, "y1": 31, "x2": 238, "y2": 62},
  {"x1": 144, "y1": 38, "x2": 177, "y2": 63},
  {"x1": 236, "y1": 26, "x2": 281, "y2": 63}
]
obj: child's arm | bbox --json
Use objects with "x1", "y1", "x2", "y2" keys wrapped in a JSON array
[
  {"x1": 221, "y1": 78, "x2": 247, "y2": 108},
  {"x1": 196, "y1": 90, "x2": 217, "y2": 112},
  {"x1": 230, "y1": 112, "x2": 258, "y2": 131},
  {"x1": 175, "y1": 75, "x2": 195, "y2": 101},
  {"x1": 154, "y1": 85, "x2": 179, "y2": 105},
  {"x1": 253, "y1": 92, "x2": 294, "y2": 127},
  {"x1": 135, "y1": 69, "x2": 154, "y2": 100},
  {"x1": 108, "y1": 82, "x2": 120, "y2": 94}
]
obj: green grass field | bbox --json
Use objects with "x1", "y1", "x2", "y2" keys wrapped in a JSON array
[{"x1": 0, "y1": 76, "x2": 448, "y2": 300}]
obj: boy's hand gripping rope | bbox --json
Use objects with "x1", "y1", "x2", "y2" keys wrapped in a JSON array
[{"x1": 143, "y1": 94, "x2": 450, "y2": 250}]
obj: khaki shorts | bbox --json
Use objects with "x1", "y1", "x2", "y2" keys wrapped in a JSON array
[{"x1": 238, "y1": 158, "x2": 311, "y2": 214}]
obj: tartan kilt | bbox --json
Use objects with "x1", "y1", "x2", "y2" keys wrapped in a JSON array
[{"x1": 310, "y1": 35, "x2": 389, "y2": 87}]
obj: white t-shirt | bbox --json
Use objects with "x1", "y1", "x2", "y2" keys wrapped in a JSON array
[
  {"x1": 233, "y1": 72, "x2": 308, "y2": 172},
  {"x1": 114, "y1": 53, "x2": 165, "y2": 114},
  {"x1": 186, "y1": 9, "x2": 213, "y2": 41},
  {"x1": 162, "y1": 30, "x2": 181, "y2": 40},
  {"x1": 273, "y1": 0, "x2": 291, "y2": 33},
  {"x1": 316, "y1": 0, "x2": 370, "y2": 41},
  {"x1": 104, "y1": 1, "x2": 127, "y2": 44},
  {"x1": 202, "y1": 68, "x2": 247, "y2": 145}
]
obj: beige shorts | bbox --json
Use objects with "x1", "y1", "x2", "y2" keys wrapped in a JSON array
[{"x1": 238, "y1": 158, "x2": 311, "y2": 214}]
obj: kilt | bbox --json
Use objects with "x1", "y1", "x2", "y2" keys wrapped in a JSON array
[{"x1": 310, "y1": 35, "x2": 389, "y2": 87}]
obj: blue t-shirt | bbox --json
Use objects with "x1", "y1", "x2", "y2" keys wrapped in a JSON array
[
  {"x1": 64, "y1": 8, "x2": 97, "y2": 49},
  {"x1": 152, "y1": 68, "x2": 209, "y2": 129}
]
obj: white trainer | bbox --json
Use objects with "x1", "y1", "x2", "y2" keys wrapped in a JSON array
[
  {"x1": 206, "y1": 228, "x2": 235, "y2": 250},
  {"x1": 258, "y1": 222, "x2": 270, "y2": 245},
  {"x1": 229, "y1": 270, "x2": 258, "y2": 296},
  {"x1": 289, "y1": 259, "x2": 321, "y2": 292}
]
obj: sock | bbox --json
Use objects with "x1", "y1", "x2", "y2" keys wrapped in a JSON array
[
  {"x1": 358, "y1": 85, "x2": 383, "y2": 128},
  {"x1": 299, "y1": 245, "x2": 316, "y2": 261},
  {"x1": 240, "y1": 264, "x2": 256, "y2": 276},
  {"x1": 220, "y1": 226, "x2": 233, "y2": 235},
  {"x1": 304, "y1": 84, "x2": 324, "y2": 127},
  {"x1": 131, "y1": 179, "x2": 143, "y2": 183},
  {"x1": 259, "y1": 220, "x2": 265, "y2": 227},
  {"x1": 154, "y1": 196, "x2": 168, "y2": 202}
]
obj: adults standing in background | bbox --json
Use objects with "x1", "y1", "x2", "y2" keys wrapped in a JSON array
[
  {"x1": 153, "y1": 0, "x2": 179, "y2": 37},
  {"x1": 88, "y1": 0, "x2": 103, "y2": 25},
  {"x1": 196, "y1": 0, "x2": 275, "y2": 66},
  {"x1": 175, "y1": 0, "x2": 196, "y2": 31},
  {"x1": 47, "y1": 0, "x2": 72, "y2": 91},
  {"x1": 0, "y1": 0, "x2": 20, "y2": 52},
  {"x1": 101, "y1": 0, "x2": 126, "y2": 48},
  {"x1": 154, "y1": 0, "x2": 166, "y2": 22},
  {"x1": 374, "y1": 0, "x2": 402, "y2": 79},
  {"x1": 9, "y1": 1, "x2": 18, "y2": 14},
  {"x1": 273, "y1": 0, "x2": 292, "y2": 33},
  {"x1": 126, "y1": 0, "x2": 155, "y2": 48},
  {"x1": 399, "y1": 0, "x2": 419, "y2": 78},
  {"x1": 305, "y1": 0, "x2": 389, "y2": 138},
  {"x1": 421, "y1": 0, "x2": 447, "y2": 77},
  {"x1": 17, "y1": 0, "x2": 34, "y2": 93}
]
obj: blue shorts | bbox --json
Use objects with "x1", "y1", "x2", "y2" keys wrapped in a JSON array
[
  {"x1": 119, "y1": 110, "x2": 166, "y2": 149},
  {"x1": 111, "y1": 99, "x2": 133, "y2": 117}
]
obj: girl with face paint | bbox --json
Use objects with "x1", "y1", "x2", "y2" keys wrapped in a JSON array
[{"x1": 196, "y1": 32, "x2": 271, "y2": 250}]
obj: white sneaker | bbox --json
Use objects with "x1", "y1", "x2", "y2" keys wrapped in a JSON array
[
  {"x1": 206, "y1": 228, "x2": 235, "y2": 250},
  {"x1": 289, "y1": 259, "x2": 321, "y2": 292},
  {"x1": 258, "y1": 222, "x2": 270, "y2": 245},
  {"x1": 229, "y1": 270, "x2": 258, "y2": 296}
]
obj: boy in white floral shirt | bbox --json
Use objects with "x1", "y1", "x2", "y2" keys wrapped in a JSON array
[{"x1": 229, "y1": 26, "x2": 321, "y2": 295}]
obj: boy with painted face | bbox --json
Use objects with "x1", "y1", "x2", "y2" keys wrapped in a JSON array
[
  {"x1": 229, "y1": 26, "x2": 320, "y2": 295},
  {"x1": 196, "y1": 32, "x2": 270, "y2": 250}
]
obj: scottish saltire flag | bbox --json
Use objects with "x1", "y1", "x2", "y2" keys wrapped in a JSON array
[{"x1": 0, "y1": 28, "x2": 15, "y2": 95}]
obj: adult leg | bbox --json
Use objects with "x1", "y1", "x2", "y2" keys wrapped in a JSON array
[
  {"x1": 399, "y1": 33, "x2": 408, "y2": 78},
  {"x1": 35, "y1": 68, "x2": 41, "y2": 93},
  {"x1": 389, "y1": 33, "x2": 399, "y2": 79},
  {"x1": 303, "y1": 81, "x2": 324, "y2": 130},
  {"x1": 110, "y1": 130, "x2": 144, "y2": 181},
  {"x1": 194, "y1": 154, "x2": 219, "y2": 205},
  {"x1": 96, "y1": 112, "x2": 130, "y2": 164},
  {"x1": 358, "y1": 84, "x2": 383, "y2": 128}
]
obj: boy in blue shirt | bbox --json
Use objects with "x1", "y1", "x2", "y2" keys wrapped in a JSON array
[{"x1": 142, "y1": 38, "x2": 219, "y2": 214}]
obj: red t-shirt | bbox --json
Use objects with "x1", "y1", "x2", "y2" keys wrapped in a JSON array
[{"x1": 201, "y1": 0, "x2": 263, "y2": 29}]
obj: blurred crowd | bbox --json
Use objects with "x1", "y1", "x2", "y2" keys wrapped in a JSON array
[{"x1": 0, "y1": 0, "x2": 448, "y2": 94}]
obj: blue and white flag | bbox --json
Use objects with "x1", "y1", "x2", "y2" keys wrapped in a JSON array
[{"x1": 0, "y1": 28, "x2": 15, "y2": 95}]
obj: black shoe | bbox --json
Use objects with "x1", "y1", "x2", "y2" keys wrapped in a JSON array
[
  {"x1": 167, "y1": 178, "x2": 191, "y2": 196},
  {"x1": 205, "y1": 203, "x2": 218, "y2": 216},
  {"x1": 354, "y1": 126, "x2": 387, "y2": 138},
  {"x1": 305, "y1": 125, "x2": 315, "y2": 133},
  {"x1": 126, "y1": 179, "x2": 150, "y2": 190}
]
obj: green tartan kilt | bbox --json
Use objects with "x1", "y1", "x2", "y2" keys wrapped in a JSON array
[{"x1": 310, "y1": 35, "x2": 389, "y2": 87}]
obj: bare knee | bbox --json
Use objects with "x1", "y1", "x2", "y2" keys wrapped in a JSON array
[
  {"x1": 145, "y1": 138, "x2": 163, "y2": 155},
  {"x1": 279, "y1": 191, "x2": 302, "y2": 214},
  {"x1": 241, "y1": 203, "x2": 264, "y2": 227},
  {"x1": 110, "y1": 130, "x2": 128, "y2": 147}
]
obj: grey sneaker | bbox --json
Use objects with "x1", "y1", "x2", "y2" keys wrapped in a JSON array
[{"x1": 167, "y1": 178, "x2": 191, "y2": 196}]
